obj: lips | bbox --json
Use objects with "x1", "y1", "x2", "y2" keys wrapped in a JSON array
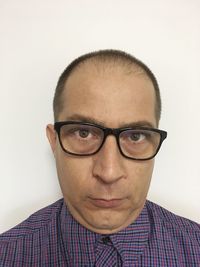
[{"x1": 89, "y1": 198, "x2": 124, "y2": 208}]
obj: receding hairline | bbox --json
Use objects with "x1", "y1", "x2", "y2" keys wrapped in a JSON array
[
  {"x1": 53, "y1": 50, "x2": 161, "y2": 122},
  {"x1": 63, "y1": 54, "x2": 151, "y2": 86}
]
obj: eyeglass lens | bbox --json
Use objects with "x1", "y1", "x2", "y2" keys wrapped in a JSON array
[{"x1": 60, "y1": 124, "x2": 104, "y2": 154}]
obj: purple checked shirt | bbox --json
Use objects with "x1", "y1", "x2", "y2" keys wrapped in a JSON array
[{"x1": 0, "y1": 198, "x2": 200, "y2": 266}]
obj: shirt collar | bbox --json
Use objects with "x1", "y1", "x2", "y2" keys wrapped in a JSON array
[
  {"x1": 60, "y1": 200, "x2": 150, "y2": 265},
  {"x1": 110, "y1": 203, "x2": 151, "y2": 264}
]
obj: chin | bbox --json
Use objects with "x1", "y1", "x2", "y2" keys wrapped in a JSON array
[{"x1": 86, "y1": 211, "x2": 131, "y2": 234}]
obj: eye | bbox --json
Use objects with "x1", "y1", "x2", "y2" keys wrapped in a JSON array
[
  {"x1": 129, "y1": 132, "x2": 145, "y2": 142},
  {"x1": 60, "y1": 124, "x2": 103, "y2": 143},
  {"x1": 62, "y1": 126, "x2": 92, "y2": 139},
  {"x1": 77, "y1": 129, "x2": 90, "y2": 138}
]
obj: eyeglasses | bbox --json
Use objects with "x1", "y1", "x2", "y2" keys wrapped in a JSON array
[{"x1": 54, "y1": 121, "x2": 167, "y2": 160}]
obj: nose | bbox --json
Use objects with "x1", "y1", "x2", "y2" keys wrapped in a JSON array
[{"x1": 92, "y1": 135, "x2": 126, "y2": 184}]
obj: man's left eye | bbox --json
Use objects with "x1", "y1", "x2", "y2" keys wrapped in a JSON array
[{"x1": 129, "y1": 133, "x2": 145, "y2": 142}]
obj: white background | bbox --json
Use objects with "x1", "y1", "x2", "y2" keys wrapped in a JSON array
[{"x1": 0, "y1": 0, "x2": 200, "y2": 233}]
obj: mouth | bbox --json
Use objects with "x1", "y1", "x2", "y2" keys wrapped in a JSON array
[{"x1": 88, "y1": 197, "x2": 124, "y2": 208}]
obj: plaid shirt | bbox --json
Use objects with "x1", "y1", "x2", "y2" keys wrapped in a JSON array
[{"x1": 0, "y1": 199, "x2": 200, "y2": 266}]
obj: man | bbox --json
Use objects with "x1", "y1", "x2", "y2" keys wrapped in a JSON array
[{"x1": 0, "y1": 50, "x2": 199, "y2": 266}]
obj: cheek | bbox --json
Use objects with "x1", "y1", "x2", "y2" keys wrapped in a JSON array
[
  {"x1": 135, "y1": 160, "x2": 154, "y2": 183},
  {"x1": 55, "y1": 152, "x2": 93, "y2": 201},
  {"x1": 127, "y1": 160, "x2": 154, "y2": 202}
]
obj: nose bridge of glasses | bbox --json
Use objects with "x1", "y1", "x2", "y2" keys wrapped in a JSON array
[
  {"x1": 101, "y1": 128, "x2": 121, "y2": 152},
  {"x1": 103, "y1": 127, "x2": 120, "y2": 139}
]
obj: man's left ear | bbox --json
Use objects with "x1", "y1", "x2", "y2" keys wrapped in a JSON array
[{"x1": 46, "y1": 124, "x2": 57, "y2": 153}]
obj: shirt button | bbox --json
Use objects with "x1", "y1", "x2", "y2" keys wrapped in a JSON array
[{"x1": 101, "y1": 236, "x2": 111, "y2": 244}]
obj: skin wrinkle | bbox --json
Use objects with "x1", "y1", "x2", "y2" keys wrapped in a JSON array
[
  {"x1": 47, "y1": 61, "x2": 156, "y2": 234},
  {"x1": 60, "y1": 114, "x2": 155, "y2": 129}
]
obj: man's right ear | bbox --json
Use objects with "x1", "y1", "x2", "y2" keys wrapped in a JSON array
[{"x1": 46, "y1": 124, "x2": 57, "y2": 153}]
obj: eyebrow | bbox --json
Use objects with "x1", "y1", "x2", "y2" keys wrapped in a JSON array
[{"x1": 63, "y1": 114, "x2": 156, "y2": 128}]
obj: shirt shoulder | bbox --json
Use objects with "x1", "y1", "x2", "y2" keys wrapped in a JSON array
[
  {"x1": 146, "y1": 200, "x2": 200, "y2": 242},
  {"x1": 0, "y1": 198, "x2": 64, "y2": 243}
]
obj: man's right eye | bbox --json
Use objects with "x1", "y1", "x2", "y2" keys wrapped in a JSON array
[
  {"x1": 76, "y1": 129, "x2": 90, "y2": 138},
  {"x1": 62, "y1": 125, "x2": 102, "y2": 141}
]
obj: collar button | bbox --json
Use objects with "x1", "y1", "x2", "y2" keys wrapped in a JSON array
[{"x1": 102, "y1": 236, "x2": 110, "y2": 244}]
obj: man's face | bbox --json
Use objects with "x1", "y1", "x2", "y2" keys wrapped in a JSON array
[{"x1": 47, "y1": 63, "x2": 157, "y2": 234}]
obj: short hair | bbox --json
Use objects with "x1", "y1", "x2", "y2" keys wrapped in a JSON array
[{"x1": 53, "y1": 49, "x2": 161, "y2": 122}]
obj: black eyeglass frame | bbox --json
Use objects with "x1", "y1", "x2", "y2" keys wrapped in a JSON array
[{"x1": 54, "y1": 121, "x2": 167, "y2": 160}]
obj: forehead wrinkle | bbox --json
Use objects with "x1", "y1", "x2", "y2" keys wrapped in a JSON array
[{"x1": 61, "y1": 114, "x2": 156, "y2": 128}]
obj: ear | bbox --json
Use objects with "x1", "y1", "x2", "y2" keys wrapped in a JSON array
[{"x1": 46, "y1": 124, "x2": 57, "y2": 153}]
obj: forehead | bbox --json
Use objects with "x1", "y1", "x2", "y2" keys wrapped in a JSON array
[{"x1": 59, "y1": 61, "x2": 157, "y2": 127}]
